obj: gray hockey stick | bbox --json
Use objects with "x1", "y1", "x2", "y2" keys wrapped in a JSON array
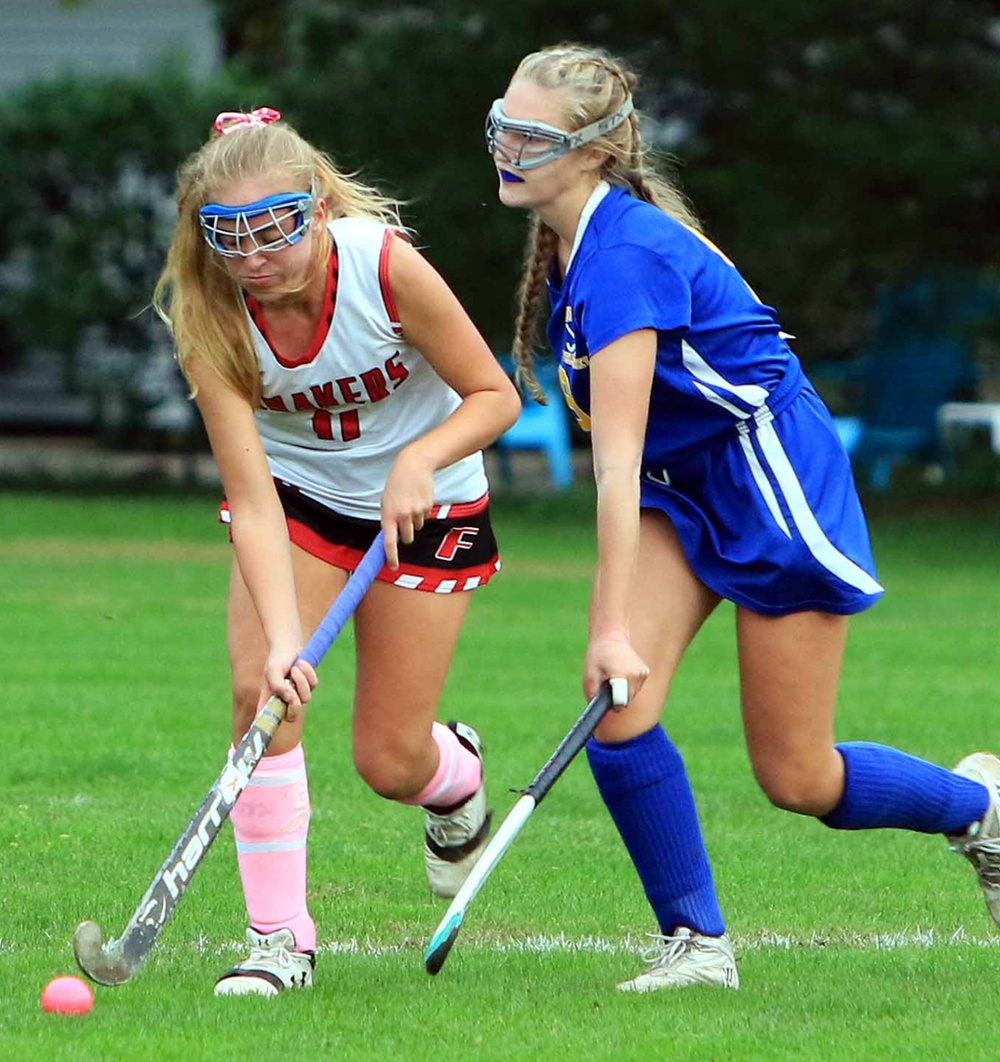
[{"x1": 74, "y1": 532, "x2": 385, "y2": 985}]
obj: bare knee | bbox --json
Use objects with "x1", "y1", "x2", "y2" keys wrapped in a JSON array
[
  {"x1": 231, "y1": 676, "x2": 260, "y2": 733},
  {"x1": 353, "y1": 735, "x2": 432, "y2": 801},
  {"x1": 750, "y1": 753, "x2": 843, "y2": 817}
]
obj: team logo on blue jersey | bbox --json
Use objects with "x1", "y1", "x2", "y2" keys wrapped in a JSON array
[{"x1": 561, "y1": 306, "x2": 588, "y2": 370}]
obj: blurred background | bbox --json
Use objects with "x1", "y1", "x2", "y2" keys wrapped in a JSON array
[{"x1": 1, "y1": 0, "x2": 998, "y2": 495}]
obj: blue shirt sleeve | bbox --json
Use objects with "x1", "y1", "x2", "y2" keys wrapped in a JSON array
[{"x1": 575, "y1": 243, "x2": 691, "y2": 355}]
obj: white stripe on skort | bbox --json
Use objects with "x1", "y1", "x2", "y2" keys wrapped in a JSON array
[
  {"x1": 737, "y1": 428, "x2": 791, "y2": 538},
  {"x1": 754, "y1": 419, "x2": 884, "y2": 595}
]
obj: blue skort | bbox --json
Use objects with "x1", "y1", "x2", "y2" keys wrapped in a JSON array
[{"x1": 640, "y1": 384, "x2": 884, "y2": 617}]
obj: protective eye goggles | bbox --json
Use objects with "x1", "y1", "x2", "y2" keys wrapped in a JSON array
[
  {"x1": 485, "y1": 96, "x2": 634, "y2": 171},
  {"x1": 198, "y1": 187, "x2": 316, "y2": 258}
]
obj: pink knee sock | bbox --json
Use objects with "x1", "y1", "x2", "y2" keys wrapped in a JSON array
[
  {"x1": 400, "y1": 722, "x2": 482, "y2": 810},
  {"x1": 230, "y1": 743, "x2": 316, "y2": 952}
]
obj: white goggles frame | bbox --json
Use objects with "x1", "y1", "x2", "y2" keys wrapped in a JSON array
[
  {"x1": 198, "y1": 186, "x2": 316, "y2": 258},
  {"x1": 485, "y1": 96, "x2": 634, "y2": 171}
]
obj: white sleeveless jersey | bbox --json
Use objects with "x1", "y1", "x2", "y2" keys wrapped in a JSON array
[{"x1": 250, "y1": 216, "x2": 488, "y2": 520}]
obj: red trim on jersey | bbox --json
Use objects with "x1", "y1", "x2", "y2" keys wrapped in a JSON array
[
  {"x1": 378, "y1": 230, "x2": 404, "y2": 338},
  {"x1": 246, "y1": 248, "x2": 340, "y2": 369},
  {"x1": 427, "y1": 493, "x2": 490, "y2": 519},
  {"x1": 287, "y1": 518, "x2": 499, "y2": 592}
]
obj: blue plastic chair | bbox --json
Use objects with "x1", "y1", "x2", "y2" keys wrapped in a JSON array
[
  {"x1": 828, "y1": 275, "x2": 995, "y2": 490},
  {"x1": 494, "y1": 358, "x2": 574, "y2": 490}
]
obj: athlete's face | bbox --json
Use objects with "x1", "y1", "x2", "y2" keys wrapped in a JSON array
[
  {"x1": 492, "y1": 79, "x2": 602, "y2": 210},
  {"x1": 206, "y1": 172, "x2": 327, "y2": 301}
]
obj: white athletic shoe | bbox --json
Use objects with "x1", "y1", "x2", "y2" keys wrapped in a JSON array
[
  {"x1": 423, "y1": 722, "x2": 492, "y2": 899},
  {"x1": 214, "y1": 928, "x2": 315, "y2": 997},
  {"x1": 948, "y1": 751, "x2": 1000, "y2": 927},
  {"x1": 618, "y1": 927, "x2": 740, "y2": 992}
]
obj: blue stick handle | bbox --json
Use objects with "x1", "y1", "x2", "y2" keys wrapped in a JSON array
[{"x1": 298, "y1": 531, "x2": 386, "y2": 669}]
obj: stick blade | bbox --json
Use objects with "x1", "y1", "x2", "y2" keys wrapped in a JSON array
[
  {"x1": 423, "y1": 913, "x2": 464, "y2": 976},
  {"x1": 73, "y1": 920, "x2": 134, "y2": 986}
]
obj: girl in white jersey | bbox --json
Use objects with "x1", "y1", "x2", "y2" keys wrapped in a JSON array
[
  {"x1": 490, "y1": 44, "x2": 1000, "y2": 992},
  {"x1": 154, "y1": 108, "x2": 519, "y2": 996}
]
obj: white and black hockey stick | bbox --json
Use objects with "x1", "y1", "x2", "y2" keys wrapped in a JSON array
[
  {"x1": 423, "y1": 683, "x2": 612, "y2": 975},
  {"x1": 73, "y1": 532, "x2": 386, "y2": 986}
]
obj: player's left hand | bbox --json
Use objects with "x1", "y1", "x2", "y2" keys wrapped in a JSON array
[
  {"x1": 260, "y1": 645, "x2": 319, "y2": 724},
  {"x1": 381, "y1": 449, "x2": 436, "y2": 570}
]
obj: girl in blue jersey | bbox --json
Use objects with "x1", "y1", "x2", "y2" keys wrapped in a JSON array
[{"x1": 489, "y1": 43, "x2": 1000, "y2": 991}]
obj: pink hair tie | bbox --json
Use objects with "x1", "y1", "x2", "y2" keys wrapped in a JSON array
[{"x1": 212, "y1": 107, "x2": 282, "y2": 135}]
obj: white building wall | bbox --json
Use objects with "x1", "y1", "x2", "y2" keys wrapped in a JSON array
[{"x1": 0, "y1": 0, "x2": 220, "y2": 91}]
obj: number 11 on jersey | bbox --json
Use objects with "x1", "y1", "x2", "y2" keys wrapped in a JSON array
[{"x1": 312, "y1": 409, "x2": 361, "y2": 441}]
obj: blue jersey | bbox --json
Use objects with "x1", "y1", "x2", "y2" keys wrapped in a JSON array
[
  {"x1": 548, "y1": 183, "x2": 804, "y2": 465},
  {"x1": 545, "y1": 182, "x2": 882, "y2": 616}
]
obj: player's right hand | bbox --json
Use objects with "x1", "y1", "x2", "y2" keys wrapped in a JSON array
[
  {"x1": 380, "y1": 448, "x2": 435, "y2": 570},
  {"x1": 583, "y1": 632, "x2": 650, "y2": 709}
]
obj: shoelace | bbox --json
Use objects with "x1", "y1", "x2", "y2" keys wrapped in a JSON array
[
  {"x1": 426, "y1": 817, "x2": 461, "y2": 846},
  {"x1": 956, "y1": 835, "x2": 1000, "y2": 889},
  {"x1": 245, "y1": 942, "x2": 297, "y2": 970},
  {"x1": 640, "y1": 932, "x2": 699, "y2": 970},
  {"x1": 426, "y1": 798, "x2": 481, "y2": 846}
]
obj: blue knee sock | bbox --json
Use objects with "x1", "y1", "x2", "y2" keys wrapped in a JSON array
[
  {"x1": 820, "y1": 741, "x2": 989, "y2": 833},
  {"x1": 586, "y1": 725, "x2": 725, "y2": 937}
]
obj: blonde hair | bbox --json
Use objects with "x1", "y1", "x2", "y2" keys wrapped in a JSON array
[
  {"x1": 509, "y1": 44, "x2": 700, "y2": 402},
  {"x1": 153, "y1": 114, "x2": 406, "y2": 405}
]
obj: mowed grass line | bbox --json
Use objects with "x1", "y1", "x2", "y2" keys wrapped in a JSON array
[{"x1": 1, "y1": 490, "x2": 999, "y2": 1060}]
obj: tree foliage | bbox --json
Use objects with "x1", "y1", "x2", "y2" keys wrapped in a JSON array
[
  {"x1": 0, "y1": 64, "x2": 267, "y2": 374},
  {"x1": 212, "y1": 0, "x2": 1000, "y2": 355},
  {"x1": 1, "y1": 0, "x2": 997, "y2": 407}
]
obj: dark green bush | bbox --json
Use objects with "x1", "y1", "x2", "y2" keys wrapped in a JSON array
[
  {"x1": 2, "y1": 1, "x2": 999, "y2": 453},
  {"x1": 0, "y1": 62, "x2": 269, "y2": 442}
]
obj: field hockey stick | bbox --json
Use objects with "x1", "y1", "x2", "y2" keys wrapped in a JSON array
[
  {"x1": 73, "y1": 532, "x2": 386, "y2": 986},
  {"x1": 423, "y1": 682, "x2": 612, "y2": 975}
]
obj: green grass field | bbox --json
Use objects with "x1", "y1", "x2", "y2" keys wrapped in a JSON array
[{"x1": 2, "y1": 489, "x2": 999, "y2": 1060}]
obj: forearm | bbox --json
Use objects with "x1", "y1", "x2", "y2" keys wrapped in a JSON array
[
  {"x1": 229, "y1": 497, "x2": 303, "y2": 651},
  {"x1": 590, "y1": 464, "x2": 642, "y2": 640},
  {"x1": 398, "y1": 387, "x2": 519, "y2": 474}
]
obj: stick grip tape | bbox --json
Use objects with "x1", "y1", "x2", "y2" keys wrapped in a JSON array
[{"x1": 298, "y1": 531, "x2": 386, "y2": 668}]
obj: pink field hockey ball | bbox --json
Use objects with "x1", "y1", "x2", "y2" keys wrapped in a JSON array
[{"x1": 41, "y1": 975, "x2": 94, "y2": 1015}]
